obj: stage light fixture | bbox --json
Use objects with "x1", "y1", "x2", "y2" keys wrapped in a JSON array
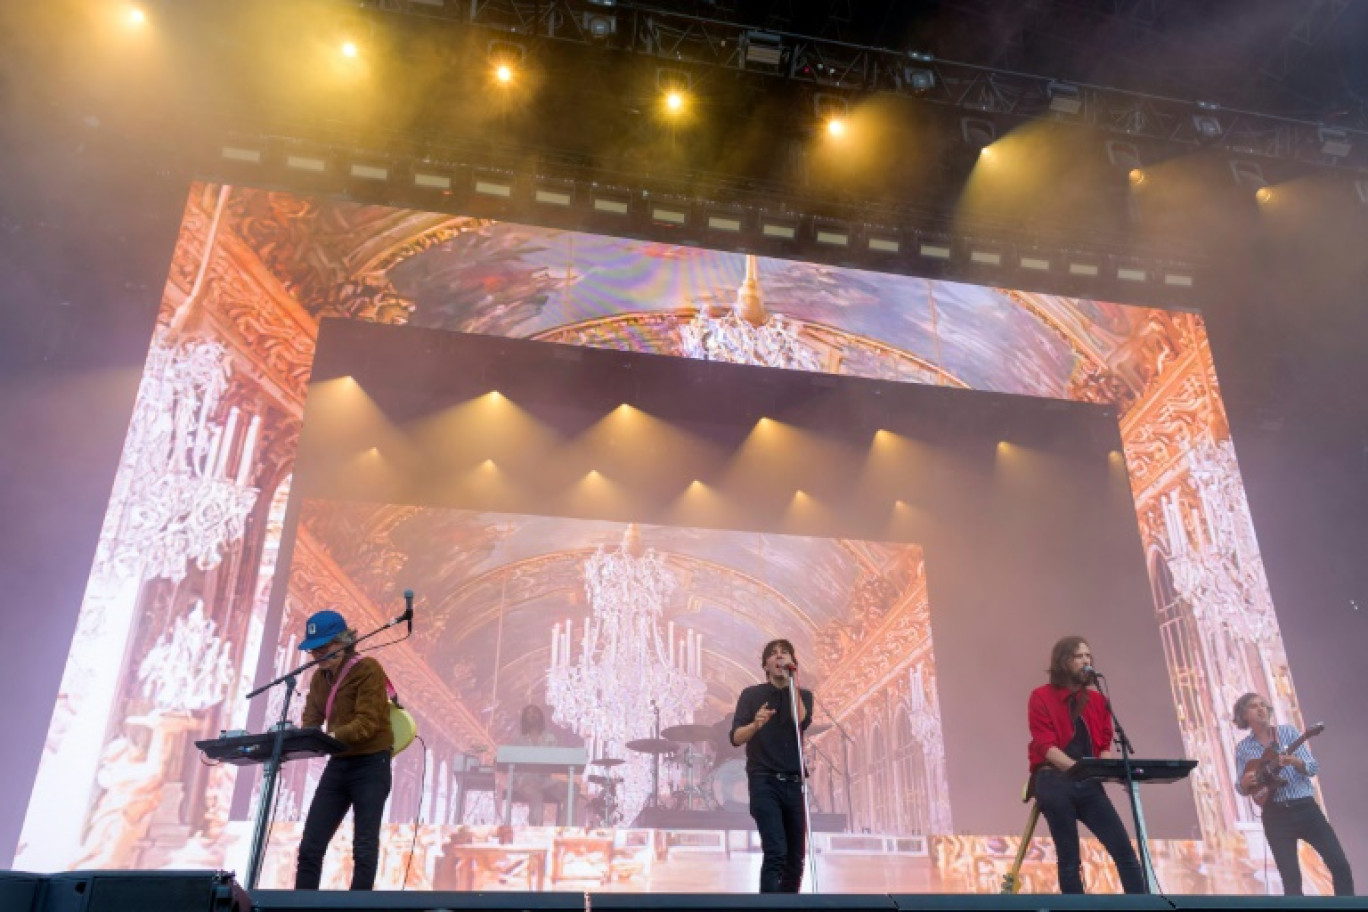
[
  {"x1": 651, "y1": 205, "x2": 688, "y2": 225},
  {"x1": 919, "y1": 242, "x2": 951, "y2": 260},
  {"x1": 126, "y1": 6, "x2": 146, "y2": 26},
  {"x1": 285, "y1": 154, "x2": 326, "y2": 173},
  {"x1": 815, "y1": 225, "x2": 850, "y2": 247},
  {"x1": 867, "y1": 234, "x2": 900, "y2": 253},
  {"x1": 1068, "y1": 261, "x2": 1100, "y2": 277},
  {"x1": 1019, "y1": 255, "x2": 1051, "y2": 271},
  {"x1": 495, "y1": 64, "x2": 513, "y2": 84},
  {"x1": 900, "y1": 66, "x2": 935, "y2": 95},
  {"x1": 592, "y1": 194, "x2": 630, "y2": 215},
  {"x1": 1228, "y1": 159, "x2": 1266, "y2": 190},
  {"x1": 760, "y1": 216, "x2": 797, "y2": 239},
  {"x1": 1164, "y1": 273, "x2": 1194, "y2": 287},
  {"x1": 1117, "y1": 266, "x2": 1148, "y2": 282},
  {"x1": 1192, "y1": 114, "x2": 1223, "y2": 141},
  {"x1": 349, "y1": 163, "x2": 389, "y2": 181},
  {"x1": 744, "y1": 31, "x2": 784, "y2": 67},
  {"x1": 474, "y1": 174, "x2": 513, "y2": 197},
  {"x1": 1255, "y1": 186, "x2": 1274, "y2": 204},
  {"x1": 341, "y1": 41, "x2": 359, "y2": 59},
  {"x1": 1106, "y1": 140, "x2": 1143, "y2": 171},
  {"x1": 487, "y1": 40, "x2": 525, "y2": 85},
  {"x1": 1318, "y1": 127, "x2": 1352, "y2": 158},
  {"x1": 533, "y1": 183, "x2": 572, "y2": 206},
  {"x1": 1047, "y1": 81, "x2": 1082, "y2": 115},
  {"x1": 814, "y1": 93, "x2": 850, "y2": 138},
  {"x1": 220, "y1": 145, "x2": 262, "y2": 164},
  {"x1": 706, "y1": 212, "x2": 743, "y2": 232},
  {"x1": 826, "y1": 118, "x2": 846, "y2": 137},
  {"x1": 665, "y1": 91, "x2": 685, "y2": 112},
  {"x1": 413, "y1": 171, "x2": 452, "y2": 190},
  {"x1": 960, "y1": 116, "x2": 996, "y2": 150},
  {"x1": 969, "y1": 249, "x2": 1001, "y2": 266},
  {"x1": 1129, "y1": 168, "x2": 1146, "y2": 185}
]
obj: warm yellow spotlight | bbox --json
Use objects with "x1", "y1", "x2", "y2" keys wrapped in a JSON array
[
  {"x1": 826, "y1": 118, "x2": 846, "y2": 137},
  {"x1": 1255, "y1": 186, "x2": 1273, "y2": 204},
  {"x1": 665, "y1": 91, "x2": 685, "y2": 112},
  {"x1": 495, "y1": 63, "x2": 513, "y2": 84},
  {"x1": 1129, "y1": 168, "x2": 1145, "y2": 185},
  {"x1": 979, "y1": 145, "x2": 995, "y2": 159},
  {"x1": 126, "y1": 6, "x2": 146, "y2": 25},
  {"x1": 341, "y1": 41, "x2": 359, "y2": 58}
]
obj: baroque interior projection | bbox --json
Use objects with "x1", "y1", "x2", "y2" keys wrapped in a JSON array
[{"x1": 15, "y1": 181, "x2": 1330, "y2": 894}]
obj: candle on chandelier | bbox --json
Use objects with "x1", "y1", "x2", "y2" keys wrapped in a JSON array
[
  {"x1": 217, "y1": 406, "x2": 240, "y2": 478},
  {"x1": 236, "y1": 413, "x2": 261, "y2": 486},
  {"x1": 551, "y1": 622, "x2": 561, "y2": 668}
]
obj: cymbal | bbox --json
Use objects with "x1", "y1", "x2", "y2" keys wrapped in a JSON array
[
  {"x1": 589, "y1": 757, "x2": 625, "y2": 768},
  {"x1": 661, "y1": 724, "x2": 714, "y2": 743},
  {"x1": 587, "y1": 774, "x2": 620, "y2": 786},
  {"x1": 626, "y1": 737, "x2": 679, "y2": 755},
  {"x1": 806, "y1": 722, "x2": 833, "y2": 737}
]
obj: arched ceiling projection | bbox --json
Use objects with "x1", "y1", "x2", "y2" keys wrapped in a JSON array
[
  {"x1": 222, "y1": 189, "x2": 1171, "y2": 412},
  {"x1": 299, "y1": 499, "x2": 924, "y2": 734}
]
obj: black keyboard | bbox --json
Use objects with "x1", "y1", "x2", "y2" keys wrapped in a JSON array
[{"x1": 195, "y1": 728, "x2": 345, "y2": 766}]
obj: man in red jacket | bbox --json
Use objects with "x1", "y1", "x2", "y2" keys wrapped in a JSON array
[{"x1": 1027, "y1": 635, "x2": 1144, "y2": 894}]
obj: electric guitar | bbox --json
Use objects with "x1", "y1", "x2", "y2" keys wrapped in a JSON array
[
  {"x1": 1000, "y1": 776, "x2": 1042, "y2": 894},
  {"x1": 1241, "y1": 722, "x2": 1325, "y2": 807}
]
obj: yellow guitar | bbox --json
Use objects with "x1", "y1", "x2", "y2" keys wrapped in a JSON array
[{"x1": 1000, "y1": 778, "x2": 1042, "y2": 894}]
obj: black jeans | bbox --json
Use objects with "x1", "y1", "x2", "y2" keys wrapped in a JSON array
[
  {"x1": 1262, "y1": 797, "x2": 1354, "y2": 896},
  {"x1": 748, "y1": 774, "x2": 806, "y2": 893},
  {"x1": 295, "y1": 751, "x2": 392, "y2": 890},
  {"x1": 1034, "y1": 767, "x2": 1145, "y2": 894}
]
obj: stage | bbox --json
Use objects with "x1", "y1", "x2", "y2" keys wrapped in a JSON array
[{"x1": 6, "y1": 869, "x2": 1368, "y2": 912}]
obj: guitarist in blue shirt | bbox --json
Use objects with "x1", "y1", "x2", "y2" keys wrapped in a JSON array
[{"x1": 1232, "y1": 692, "x2": 1353, "y2": 896}]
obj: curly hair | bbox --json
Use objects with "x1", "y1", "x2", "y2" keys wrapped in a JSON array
[{"x1": 1231, "y1": 692, "x2": 1264, "y2": 730}]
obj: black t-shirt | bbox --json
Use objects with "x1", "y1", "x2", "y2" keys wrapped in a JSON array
[
  {"x1": 730, "y1": 680, "x2": 814, "y2": 776},
  {"x1": 1064, "y1": 715, "x2": 1093, "y2": 761}
]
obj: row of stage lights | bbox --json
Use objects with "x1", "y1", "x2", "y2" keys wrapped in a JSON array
[{"x1": 218, "y1": 137, "x2": 1198, "y2": 289}]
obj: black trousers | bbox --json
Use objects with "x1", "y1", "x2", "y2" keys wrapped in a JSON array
[
  {"x1": 748, "y1": 774, "x2": 806, "y2": 893},
  {"x1": 1262, "y1": 797, "x2": 1354, "y2": 896},
  {"x1": 1034, "y1": 768, "x2": 1146, "y2": 894},
  {"x1": 295, "y1": 750, "x2": 392, "y2": 890}
]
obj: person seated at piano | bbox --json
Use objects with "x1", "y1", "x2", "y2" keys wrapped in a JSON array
[
  {"x1": 510, "y1": 705, "x2": 565, "y2": 826},
  {"x1": 1027, "y1": 635, "x2": 1144, "y2": 895},
  {"x1": 1232, "y1": 692, "x2": 1353, "y2": 896},
  {"x1": 294, "y1": 609, "x2": 394, "y2": 891}
]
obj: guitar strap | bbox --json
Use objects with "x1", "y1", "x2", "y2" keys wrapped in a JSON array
[{"x1": 324, "y1": 656, "x2": 401, "y2": 721}]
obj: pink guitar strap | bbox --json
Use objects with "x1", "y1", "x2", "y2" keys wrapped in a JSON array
[{"x1": 324, "y1": 656, "x2": 398, "y2": 722}]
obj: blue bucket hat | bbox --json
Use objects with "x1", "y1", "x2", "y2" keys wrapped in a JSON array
[{"x1": 300, "y1": 610, "x2": 348, "y2": 651}]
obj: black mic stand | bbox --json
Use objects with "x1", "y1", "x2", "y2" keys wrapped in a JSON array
[
  {"x1": 240, "y1": 604, "x2": 412, "y2": 889},
  {"x1": 1094, "y1": 672, "x2": 1158, "y2": 894},
  {"x1": 813, "y1": 693, "x2": 857, "y2": 833},
  {"x1": 785, "y1": 669, "x2": 819, "y2": 893}
]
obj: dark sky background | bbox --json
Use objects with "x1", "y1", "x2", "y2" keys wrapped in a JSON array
[{"x1": 2, "y1": 0, "x2": 1367, "y2": 874}]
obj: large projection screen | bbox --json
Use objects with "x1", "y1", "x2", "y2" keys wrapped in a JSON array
[{"x1": 14, "y1": 182, "x2": 1326, "y2": 895}]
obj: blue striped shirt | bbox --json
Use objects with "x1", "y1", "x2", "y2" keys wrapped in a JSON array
[{"x1": 1234, "y1": 724, "x2": 1319, "y2": 803}]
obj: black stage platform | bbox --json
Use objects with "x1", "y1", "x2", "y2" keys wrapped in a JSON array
[{"x1": 6, "y1": 871, "x2": 1368, "y2": 912}]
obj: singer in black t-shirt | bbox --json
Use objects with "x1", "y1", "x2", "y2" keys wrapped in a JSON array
[{"x1": 730, "y1": 638, "x2": 813, "y2": 893}]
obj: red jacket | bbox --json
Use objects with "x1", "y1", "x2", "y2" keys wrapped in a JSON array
[{"x1": 1027, "y1": 682, "x2": 1113, "y2": 772}]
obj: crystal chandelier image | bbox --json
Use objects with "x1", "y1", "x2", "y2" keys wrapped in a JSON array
[
  {"x1": 680, "y1": 254, "x2": 823, "y2": 371},
  {"x1": 546, "y1": 524, "x2": 706, "y2": 820}
]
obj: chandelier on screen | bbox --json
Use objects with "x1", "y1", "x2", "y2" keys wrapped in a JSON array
[
  {"x1": 547, "y1": 525, "x2": 706, "y2": 815},
  {"x1": 679, "y1": 254, "x2": 823, "y2": 371}
]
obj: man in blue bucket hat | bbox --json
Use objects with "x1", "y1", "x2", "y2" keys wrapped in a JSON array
[{"x1": 294, "y1": 609, "x2": 394, "y2": 891}]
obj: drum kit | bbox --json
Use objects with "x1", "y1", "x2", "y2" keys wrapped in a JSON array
[{"x1": 584, "y1": 715, "x2": 766, "y2": 821}]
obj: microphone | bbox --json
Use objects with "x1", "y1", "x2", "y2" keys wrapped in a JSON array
[
  {"x1": 1083, "y1": 665, "x2": 1102, "y2": 681},
  {"x1": 403, "y1": 589, "x2": 414, "y2": 634},
  {"x1": 784, "y1": 663, "x2": 798, "y2": 673}
]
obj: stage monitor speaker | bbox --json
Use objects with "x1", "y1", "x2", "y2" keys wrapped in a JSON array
[
  {"x1": 39, "y1": 870, "x2": 248, "y2": 912},
  {"x1": 0, "y1": 871, "x2": 45, "y2": 912}
]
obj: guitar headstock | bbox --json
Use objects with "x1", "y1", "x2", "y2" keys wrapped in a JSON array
[
  {"x1": 1307, "y1": 722, "x2": 1326, "y2": 738},
  {"x1": 1000, "y1": 872, "x2": 1021, "y2": 894}
]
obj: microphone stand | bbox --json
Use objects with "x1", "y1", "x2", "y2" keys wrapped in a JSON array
[
  {"x1": 814, "y1": 693, "x2": 857, "y2": 833},
  {"x1": 785, "y1": 670, "x2": 819, "y2": 893},
  {"x1": 1094, "y1": 672, "x2": 1157, "y2": 895},
  {"x1": 240, "y1": 604, "x2": 412, "y2": 890}
]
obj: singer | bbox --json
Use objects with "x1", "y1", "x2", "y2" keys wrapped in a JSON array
[
  {"x1": 730, "y1": 638, "x2": 813, "y2": 893},
  {"x1": 1231, "y1": 692, "x2": 1353, "y2": 895},
  {"x1": 1026, "y1": 635, "x2": 1145, "y2": 894},
  {"x1": 294, "y1": 609, "x2": 394, "y2": 891}
]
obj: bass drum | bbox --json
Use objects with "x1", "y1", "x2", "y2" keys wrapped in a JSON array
[{"x1": 709, "y1": 758, "x2": 749, "y2": 812}]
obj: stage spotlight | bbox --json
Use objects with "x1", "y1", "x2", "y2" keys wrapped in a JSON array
[
  {"x1": 488, "y1": 40, "x2": 525, "y2": 85},
  {"x1": 1318, "y1": 127, "x2": 1352, "y2": 158},
  {"x1": 1228, "y1": 159, "x2": 1267, "y2": 191},
  {"x1": 960, "y1": 116, "x2": 996, "y2": 150},
  {"x1": 126, "y1": 6, "x2": 146, "y2": 26},
  {"x1": 1192, "y1": 113, "x2": 1223, "y2": 141},
  {"x1": 1047, "y1": 81, "x2": 1082, "y2": 115},
  {"x1": 341, "y1": 41, "x2": 359, "y2": 58},
  {"x1": 1106, "y1": 140, "x2": 1143, "y2": 171},
  {"x1": 1129, "y1": 168, "x2": 1146, "y2": 186},
  {"x1": 1255, "y1": 186, "x2": 1274, "y2": 204},
  {"x1": 826, "y1": 118, "x2": 846, "y2": 137},
  {"x1": 814, "y1": 93, "x2": 849, "y2": 138},
  {"x1": 495, "y1": 64, "x2": 513, "y2": 84},
  {"x1": 665, "y1": 91, "x2": 685, "y2": 112}
]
